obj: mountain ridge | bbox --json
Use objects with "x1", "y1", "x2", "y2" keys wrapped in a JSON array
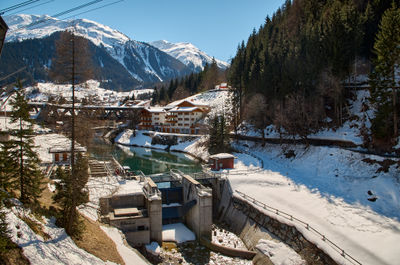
[
  {"x1": 2, "y1": 14, "x2": 191, "y2": 90},
  {"x1": 3, "y1": 14, "x2": 228, "y2": 90},
  {"x1": 150, "y1": 40, "x2": 229, "y2": 72}
]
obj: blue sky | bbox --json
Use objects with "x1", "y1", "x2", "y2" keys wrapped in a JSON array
[{"x1": 0, "y1": 0, "x2": 285, "y2": 62}]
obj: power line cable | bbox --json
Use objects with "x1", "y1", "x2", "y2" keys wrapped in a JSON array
[
  {"x1": 11, "y1": 0, "x2": 105, "y2": 31},
  {"x1": 63, "y1": 0, "x2": 124, "y2": 20},
  {"x1": 0, "y1": 0, "x2": 41, "y2": 15},
  {"x1": 50, "y1": 0, "x2": 104, "y2": 21},
  {"x1": 8, "y1": 0, "x2": 55, "y2": 16},
  {"x1": 0, "y1": 67, "x2": 26, "y2": 82},
  {"x1": 1, "y1": 0, "x2": 123, "y2": 86}
]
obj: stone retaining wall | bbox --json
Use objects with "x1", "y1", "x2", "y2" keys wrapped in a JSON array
[
  {"x1": 199, "y1": 237, "x2": 256, "y2": 260},
  {"x1": 217, "y1": 180, "x2": 338, "y2": 265}
]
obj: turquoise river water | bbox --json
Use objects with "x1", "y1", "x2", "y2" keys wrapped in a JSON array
[{"x1": 88, "y1": 139, "x2": 203, "y2": 175}]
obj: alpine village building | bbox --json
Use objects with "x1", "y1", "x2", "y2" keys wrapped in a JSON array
[{"x1": 139, "y1": 100, "x2": 210, "y2": 134}]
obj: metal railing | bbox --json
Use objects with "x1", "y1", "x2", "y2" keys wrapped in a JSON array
[
  {"x1": 235, "y1": 190, "x2": 362, "y2": 265},
  {"x1": 136, "y1": 170, "x2": 146, "y2": 182},
  {"x1": 170, "y1": 169, "x2": 184, "y2": 180}
]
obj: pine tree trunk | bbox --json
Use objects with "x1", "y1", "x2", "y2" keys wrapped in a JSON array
[
  {"x1": 71, "y1": 32, "x2": 75, "y2": 174},
  {"x1": 391, "y1": 68, "x2": 398, "y2": 137},
  {"x1": 19, "y1": 118, "x2": 25, "y2": 202},
  {"x1": 68, "y1": 32, "x2": 76, "y2": 236},
  {"x1": 393, "y1": 88, "x2": 398, "y2": 137}
]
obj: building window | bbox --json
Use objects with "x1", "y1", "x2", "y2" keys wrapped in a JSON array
[{"x1": 138, "y1": 225, "x2": 145, "y2": 231}]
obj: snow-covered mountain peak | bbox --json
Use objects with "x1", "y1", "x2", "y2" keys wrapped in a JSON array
[
  {"x1": 150, "y1": 40, "x2": 229, "y2": 72},
  {"x1": 5, "y1": 14, "x2": 130, "y2": 49}
]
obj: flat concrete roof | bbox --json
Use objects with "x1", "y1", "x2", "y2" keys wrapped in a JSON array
[
  {"x1": 114, "y1": 179, "x2": 144, "y2": 196},
  {"x1": 114, "y1": 207, "x2": 139, "y2": 217}
]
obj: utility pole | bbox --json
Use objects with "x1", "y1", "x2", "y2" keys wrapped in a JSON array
[{"x1": 70, "y1": 30, "x2": 75, "y2": 175}]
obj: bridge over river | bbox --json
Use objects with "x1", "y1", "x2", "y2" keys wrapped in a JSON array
[{"x1": 29, "y1": 102, "x2": 142, "y2": 121}]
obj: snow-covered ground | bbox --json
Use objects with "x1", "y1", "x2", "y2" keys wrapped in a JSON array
[
  {"x1": 158, "y1": 225, "x2": 252, "y2": 265},
  {"x1": 1, "y1": 130, "x2": 150, "y2": 264},
  {"x1": 115, "y1": 130, "x2": 209, "y2": 161},
  {"x1": 25, "y1": 80, "x2": 153, "y2": 104},
  {"x1": 0, "y1": 116, "x2": 71, "y2": 164},
  {"x1": 256, "y1": 239, "x2": 306, "y2": 265},
  {"x1": 222, "y1": 141, "x2": 400, "y2": 265},
  {"x1": 100, "y1": 226, "x2": 149, "y2": 265},
  {"x1": 167, "y1": 89, "x2": 233, "y2": 121},
  {"x1": 162, "y1": 223, "x2": 196, "y2": 243},
  {"x1": 238, "y1": 90, "x2": 372, "y2": 146},
  {"x1": 211, "y1": 224, "x2": 247, "y2": 250},
  {"x1": 5, "y1": 204, "x2": 117, "y2": 265}
]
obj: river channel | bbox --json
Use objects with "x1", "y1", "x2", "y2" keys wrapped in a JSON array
[
  {"x1": 88, "y1": 138, "x2": 203, "y2": 175},
  {"x1": 88, "y1": 138, "x2": 252, "y2": 265}
]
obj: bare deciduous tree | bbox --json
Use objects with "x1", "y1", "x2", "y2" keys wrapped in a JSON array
[
  {"x1": 244, "y1": 93, "x2": 269, "y2": 145},
  {"x1": 49, "y1": 29, "x2": 93, "y2": 236}
]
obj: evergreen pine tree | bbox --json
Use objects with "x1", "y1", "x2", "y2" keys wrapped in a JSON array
[
  {"x1": 208, "y1": 114, "x2": 230, "y2": 154},
  {"x1": 159, "y1": 87, "x2": 168, "y2": 104},
  {"x1": 9, "y1": 81, "x2": 43, "y2": 205},
  {"x1": 53, "y1": 153, "x2": 89, "y2": 237},
  {"x1": 208, "y1": 116, "x2": 220, "y2": 155},
  {"x1": 151, "y1": 89, "x2": 159, "y2": 105},
  {"x1": 369, "y1": 3, "x2": 400, "y2": 140},
  {"x1": 0, "y1": 141, "x2": 17, "y2": 192},
  {"x1": 218, "y1": 114, "x2": 230, "y2": 153},
  {"x1": 0, "y1": 190, "x2": 9, "y2": 253},
  {"x1": 229, "y1": 41, "x2": 246, "y2": 137}
]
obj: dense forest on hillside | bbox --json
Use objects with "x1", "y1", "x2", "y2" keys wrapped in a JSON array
[
  {"x1": 151, "y1": 58, "x2": 226, "y2": 105},
  {"x1": 227, "y1": 0, "x2": 398, "y2": 150}
]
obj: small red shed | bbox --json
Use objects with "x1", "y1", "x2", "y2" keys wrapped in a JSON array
[{"x1": 209, "y1": 153, "x2": 235, "y2": 171}]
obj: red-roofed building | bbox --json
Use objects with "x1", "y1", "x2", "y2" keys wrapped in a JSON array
[
  {"x1": 138, "y1": 101, "x2": 209, "y2": 134},
  {"x1": 209, "y1": 153, "x2": 235, "y2": 170}
]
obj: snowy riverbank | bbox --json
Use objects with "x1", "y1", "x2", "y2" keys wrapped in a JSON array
[
  {"x1": 115, "y1": 129, "x2": 209, "y2": 161},
  {"x1": 222, "y1": 141, "x2": 400, "y2": 265}
]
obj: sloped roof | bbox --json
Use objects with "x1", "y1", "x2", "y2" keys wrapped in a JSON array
[
  {"x1": 169, "y1": 106, "x2": 203, "y2": 113},
  {"x1": 209, "y1": 153, "x2": 235, "y2": 160},
  {"x1": 144, "y1": 107, "x2": 166, "y2": 113}
]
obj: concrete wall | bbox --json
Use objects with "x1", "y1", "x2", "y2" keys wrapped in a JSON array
[
  {"x1": 200, "y1": 237, "x2": 256, "y2": 260},
  {"x1": 216, "y1": 180, "x2": 338, "y2": 265},
  {"x1": 125, "y1": 230, "x2": 151, "y2": 246},
  {"x1": 147, "y1": 195, "x2": 162, "y2": 244},
  {"x1": 99, "y1": 193, "x2": 146, "y2": 216},
  {"x1": 110, "y1": 216, "x2": 150, "y2": 232},
  {"x1": 182, "y1": 175, "x2": 212, "y2": 240}
]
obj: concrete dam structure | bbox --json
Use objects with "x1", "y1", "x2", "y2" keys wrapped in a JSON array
[
  {"x1": 99, "y1": 172, "x2": 212, "y2": 246},
  {"x1": 99, "y1": 169, "x2": 342, "y2": 264}
]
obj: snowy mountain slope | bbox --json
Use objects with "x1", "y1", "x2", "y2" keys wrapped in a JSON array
[
  {"x1": 5, "y1": 14, "x2": 130, "y2": 48},
  {"x1": 150, "y1": 40, "x2": 229, "y2": 72},
  {"x1": 3, "y1": 14, "x2": 191, "y2": 89},
  {"x1": 229, "y1": 142, "x2": 400, "y2": 265},
  {"x1": 6, "y1": 206, "x2": 113, "y2": 265}
]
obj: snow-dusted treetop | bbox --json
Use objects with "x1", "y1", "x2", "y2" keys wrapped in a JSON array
[{"x1": 150, "y1": 40, "x2": 229, "y2": 72}]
